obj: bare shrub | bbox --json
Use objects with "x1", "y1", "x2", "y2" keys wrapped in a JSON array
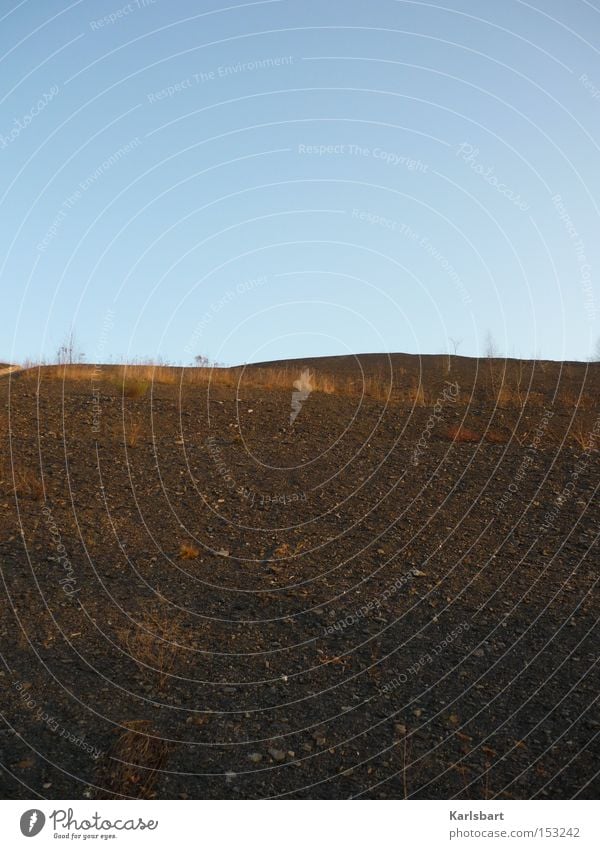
[{"x1": 56, "y1": 328, "x2": 84, "y2": 365}]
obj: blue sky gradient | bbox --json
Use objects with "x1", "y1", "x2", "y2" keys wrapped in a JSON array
[{"x1": 1, "y1": 0, "x2": 599, "y2": 364}]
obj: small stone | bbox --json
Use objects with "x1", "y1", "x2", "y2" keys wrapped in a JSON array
[
  {"x1": 268, "y1": 749, "x2": 286, "y2": 762},
  {"x1": 248, "y1": 753, "x2": 263, "y2": 763},
  {"x1": 394, "y1": 723, "x2": 407, "y2": 735}
]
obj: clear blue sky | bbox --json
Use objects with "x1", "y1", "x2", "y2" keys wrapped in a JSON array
[{"x1": 1, "y1": 0, "x2": 599, "y2": 365}]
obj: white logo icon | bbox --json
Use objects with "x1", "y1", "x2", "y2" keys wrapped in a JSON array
[
  {"x1": 290, "y1": 369, "x2": 314, "y2": 424},
  {"x1": 20, "y1": 809, "x2": 46, "y2": 837}
]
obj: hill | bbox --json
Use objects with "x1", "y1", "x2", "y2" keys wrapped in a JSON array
[{"x1": 0, "y1": 354, "x2": 598, "y2": 799}]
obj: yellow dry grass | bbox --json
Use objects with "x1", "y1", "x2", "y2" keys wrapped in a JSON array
[
  {"x1": 20, "y1": 362, "x2": 398, "y2": 402},
  {"x1": 16, "y1": 360, "x2": 595, "y2": 411}
]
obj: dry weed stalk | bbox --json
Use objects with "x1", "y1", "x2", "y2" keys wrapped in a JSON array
[
  {"x1": 515, "y1": 359, "x2": 525, "y2": 408},
  {"x1": 127, "y1": 421, "x2": 142, "y2": 448}
]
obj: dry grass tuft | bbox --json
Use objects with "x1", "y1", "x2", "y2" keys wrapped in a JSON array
[
  {"x1": 560, "y1": 390, "x2": 594, "y2": 411},
  {"x1": 12, "y1": 465, "x2": 44, "y2": 500},
  {"x1": 316, "y1": 374, "x2": 336, "y2": 394},
  {"x1": 523, "y1": 391, "x2": 546, "y2": 407},
  {"x1": 95, "y1": 720, "x2": 172, "y2": 799},
  {"x1": 119, "y1": 378, "x2": 149, "y2": 399},
  {"x1": 495, "y1": 385, "x2": 523, "y2": 408},
  {"x1": 399, "y1": 381, "x2": 427, "y2": 407},
  {"x1": 570, "y1": 423, "x2": 593, "y2": 451},
  {"x1": 117, "y1": 601, "x2": 190, "y2": 689},
  {"x1": 179, "y1": 542, "x2": 200, "y2": 560}
]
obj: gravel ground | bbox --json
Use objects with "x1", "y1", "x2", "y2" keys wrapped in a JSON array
[{"x1": 0, "y1": 356, "x2": 598, "y2": 799}]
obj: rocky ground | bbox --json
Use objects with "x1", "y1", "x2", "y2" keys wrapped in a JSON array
[{"x1": 0, "y1": 354, "x2": 598, "y2": 799}]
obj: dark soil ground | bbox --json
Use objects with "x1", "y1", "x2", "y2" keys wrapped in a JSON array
[{"x1": 0, "y1": 354, "x2": 598, "y2": 799}]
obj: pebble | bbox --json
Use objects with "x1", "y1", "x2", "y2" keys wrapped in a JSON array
[{"x1": 268, "y1": 749, "x2": 286, "y2": 762}]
